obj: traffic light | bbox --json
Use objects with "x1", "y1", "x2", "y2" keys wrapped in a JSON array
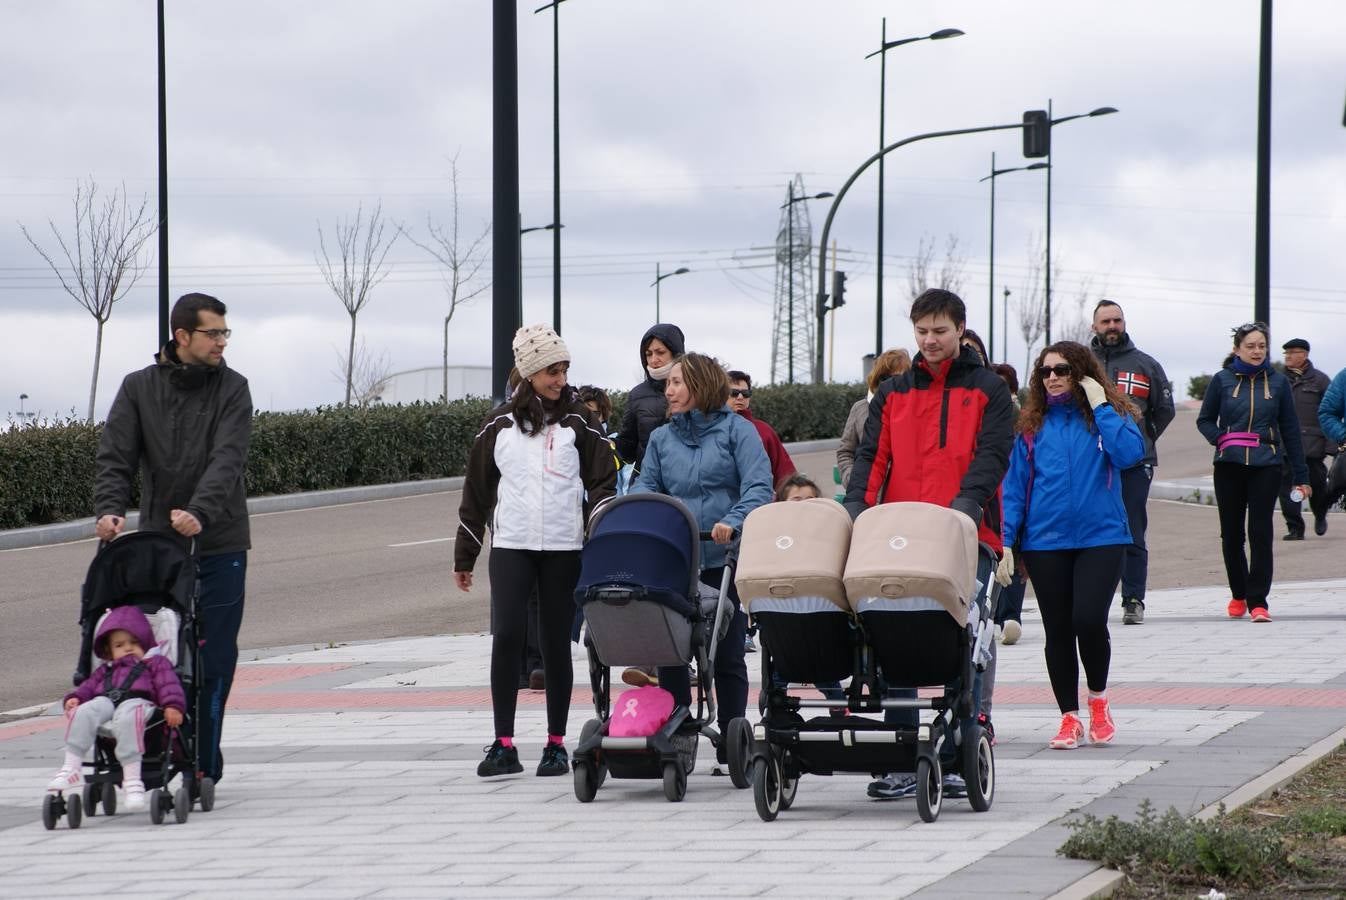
[
  {"x1": 1023, "y1": 109, "x2": 1051, "y2": 158},
  {"x1": 831, "y1": 270, "x2": 847, "y2": 310}
]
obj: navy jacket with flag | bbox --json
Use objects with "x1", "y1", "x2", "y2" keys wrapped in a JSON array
[{"x1": 1090, "y1": 333, "x2": 1175, "y2": 468}]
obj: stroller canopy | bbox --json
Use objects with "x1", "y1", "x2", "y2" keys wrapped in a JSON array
[
  {"x1": 576, "y1": 494, "x2": 700, "y2": 615},
  {"x1": 81, "y1": 531, "x2": 196, "y2": 622}
]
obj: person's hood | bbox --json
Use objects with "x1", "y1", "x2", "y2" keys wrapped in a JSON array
[
  {"x1": 638, "y1": 323, "x2": 686, "y2": 383},
  {"x1": 1089, "y1": 331, "x2": 1136, "y2": 355},
  {"x1": 914, "y1": 343, "x2": 982, "y2": 379},
  {"x1": 669, "y1": 406, "x2": 731, "y2": 444},
  {"x1": 156, "y1": 341, "x2": 225, "y2": 391},
  {"x1": 93, "y1": 605, "x2": 157, "y2": 658}
]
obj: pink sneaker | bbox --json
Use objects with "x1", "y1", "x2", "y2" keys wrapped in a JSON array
[
  {"x1": 1227, "y1": 598, "x2": 1247, "y2": 618},
  {"x1": 1088, "y1": 697, "x2": 1116, "y2": 745},
  {"x1": 1049, "y1": 713, "x2": 1084, "y2": 750},
  {"x1": 46, "y1": 767, "x2": 83, "y2": 794}
]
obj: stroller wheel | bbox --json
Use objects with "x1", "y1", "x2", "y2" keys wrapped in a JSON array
[
  {"x1": 41, "y1": 794, "x2": 59, "y2": 831},
  {"x1": 197, "y1": 777, "x2": 216, "y2": 812},
  {"x1": 149, "y1": 788, "x2": 165, "y2": 825},
  {"x1": 101, "y1": 781, "x2": 117, "y2": 816},
  {"x1": 66, "y1": 792, "x2": 82, "y2": 829},
  {"x1": 578, "y1": 720, "x2": 608, "y2": 789},
  {"x1": 778, "y1": 754, "x2": 799, "y2": 811},
  {"x1": 752, "y1": 750, "x2": 781, "y2": 822},
  {"x1": 573, "y1": 762, "x2": 599, "y2": 803},
  {"x1": 964, "y1": 727, "x2": 995, "y2": 812},
  {"x1": 662, "y1": 761, "x2": 687, "y2": 803},
  {"x1": 174, "y1": 787, "x2": 191, "y2": 824},
  {"x1": 82, "y1": 784, "x2": 99, "y2": 817},
  {"x1": 916, "y1": 757, "x2": 942, "y2": 823},
  {"x1": 726, "y1": 717, "x2": 754, "y2": 789}
]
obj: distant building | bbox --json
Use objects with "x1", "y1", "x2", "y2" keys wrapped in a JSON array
[{"x1": 377, "y1": 365, "x2": 492, "y2": 405}]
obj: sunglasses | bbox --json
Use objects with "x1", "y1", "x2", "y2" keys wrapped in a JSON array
[
  {"x1": 1038, "y1": 364, "x2": 1073, "y2": 379},
  {"x1": 729, "y1": 389, "x2": 752, "y2": 398}
]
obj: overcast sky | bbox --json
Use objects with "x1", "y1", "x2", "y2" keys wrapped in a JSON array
[{"x1": 2, "y1": 1, "x2": 1344, "y2": 422}]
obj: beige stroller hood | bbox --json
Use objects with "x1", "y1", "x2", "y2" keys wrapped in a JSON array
[
  {"x1": 843, "y1": 502, "x2": 978, "y2": 626},
  {"x1": 735, "y1": 498, "x2": 852, "y2": 614}
]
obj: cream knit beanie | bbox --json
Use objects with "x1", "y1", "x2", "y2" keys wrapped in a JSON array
[{"x1": 512, "y1": 323, "x2": 570, "y2": 379}]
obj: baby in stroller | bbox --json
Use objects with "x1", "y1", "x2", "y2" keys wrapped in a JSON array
[{"x1": 49, "y1": 606, "x2": 185, "y2": 812}]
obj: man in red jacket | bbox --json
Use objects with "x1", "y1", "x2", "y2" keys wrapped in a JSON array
[
  {"x1": 727, "y1": 370, "x2": 797, "y2": 490},
  {"x1": 845, "y1": 288, "x2": 1015, "y2": 801}
]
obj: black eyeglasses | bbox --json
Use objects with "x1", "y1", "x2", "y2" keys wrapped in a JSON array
[
  {"x1": 1038, "y1": 364, "x2": 1072, "y2": 379},
  {"x1": 729, "y1": 389, "x2": 752, "y2": 398},
  {"x1": 193, "y1": 328, "x2": 232, "y2": 341}
]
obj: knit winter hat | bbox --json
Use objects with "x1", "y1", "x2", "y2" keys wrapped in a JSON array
[{"x1": 513, "y1": 323, "x2": 570, "y2": 379}]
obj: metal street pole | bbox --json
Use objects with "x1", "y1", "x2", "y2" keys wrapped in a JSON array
[
  {"x1": 981, "y1": 156, "x2": 1047, "y2": 363},
  {"x1": 866, "y1": 24, "x2": 964, "y2": 357},
  {"x1": 651, "y1": 264, "x2": 690, "y2": 324},
  {"x1": 156, "y1": 0, "x2": 169, "y2": 346},
  {"x1": 1254, "y1": 0, "x2": 1272, "y2": 325},
  {"x1": 812, "y1": 108, "x2": 1114, "y2": 383},
  {"x1": 519, "y1": 223, "x2": 561, "y2": 325},
  {"x1": 1002, "y1": 286, "x2": 1010, "y2": 364},
  {"x1": 492, "y1": 0, "x2": 522, "y2": 402},
  {"x1": 1045, "y1": 99, "x2": 1053, "y2": 345},
  {"x1": 534, "y1": 0, "x2": 568, "y2": 334}
]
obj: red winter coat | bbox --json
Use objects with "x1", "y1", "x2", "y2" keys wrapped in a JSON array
[
  {"x1": 736, "y1": 408, "x2": 797, "y2": 489},
  {"x1": 844, "y1": 346, "x2": 1015, "y2": 554}
]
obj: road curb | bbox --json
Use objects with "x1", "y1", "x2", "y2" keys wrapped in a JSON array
[{"x1": 1050, "y1": 724, "x2": 1346, "y2": 900}]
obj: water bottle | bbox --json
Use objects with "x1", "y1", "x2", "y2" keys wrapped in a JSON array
[{"x1": 1289, "y1": 487, "x2": 1304, "y2": 503}]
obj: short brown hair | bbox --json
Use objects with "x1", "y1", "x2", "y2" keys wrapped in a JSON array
[
  {"x1": 867, "y1": 348, "x2": 912, "y2": 392},
  {"x1": 672, "y1": 352, "x2": 729, "y2": 415}
]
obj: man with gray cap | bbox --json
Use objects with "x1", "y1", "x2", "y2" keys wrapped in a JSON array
[
  {"x1": 1090, "y1": 300, "x2": 1175, "y2": 625},
  {"x1": 1278, "y1": 338, "x2": 1332, "y2": 539}
]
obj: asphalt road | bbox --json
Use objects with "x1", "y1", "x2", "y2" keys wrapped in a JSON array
[{"x1": 3, "y1": 409, "x2": 1339, "y2": 713}]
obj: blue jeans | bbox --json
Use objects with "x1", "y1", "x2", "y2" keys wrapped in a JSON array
[{"x1": 197, "y1": 552, "x2": 247, "y2": 782}]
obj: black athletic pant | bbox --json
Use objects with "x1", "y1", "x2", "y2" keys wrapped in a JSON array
[
  {"x1": 1022, "y1": 545, "x2": 1125, "y2": 714},
  {"x1": 1213, "y1": 462, "x2": 1281, "y2": 610},
  {"x1": 1278, "y1": 456, "x2": 1328, "y2": 536},
  {"x1": 658, "y1": 566, "x2": 748, "y2": 740},
  {"x1": 488, "y1": 548, "x2": 581, "y2": 738}
]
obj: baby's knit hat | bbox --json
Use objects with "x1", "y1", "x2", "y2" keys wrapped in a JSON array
[{"x1": 513, "y1": 323, "x2": 570, "y2": 379}]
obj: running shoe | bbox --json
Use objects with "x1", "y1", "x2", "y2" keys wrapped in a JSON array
[
  {"x1": 1227, "y1": 598, "x2": 1248, "y2": 619},
  {"x1": 1049, "y1": 713, "x2": 1084, "y2": 750},
  {"x1": 867, "y1": 773, "x2": 917, "y2": 799},
  {"x1": 536, "y1": 742, "x2": 569, "y2": 776},
  {"x1": 941, "y1": 773, "x2": 968, "y2": 798},
  {"x1": 1250, "y1": 607, "x2": 1272, "y2": 623},
  {"x1": 1087, "y1": 697, "x2": 1116, "y2": 745},
  {"x1": 46, "y1": 767, "x2": 82, "y2": 793},
  {"x1": 477, "y1": 740, "x2": 523, "y2": 777}
]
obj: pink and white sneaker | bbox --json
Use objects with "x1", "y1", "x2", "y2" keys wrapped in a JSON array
[{"x1": 46, "y1": 767, "x2": 83, "y2": 794}]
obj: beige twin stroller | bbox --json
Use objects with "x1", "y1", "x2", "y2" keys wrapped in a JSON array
[{"x1": 727, "y1": 498, "x2": 996, "y2": 822}]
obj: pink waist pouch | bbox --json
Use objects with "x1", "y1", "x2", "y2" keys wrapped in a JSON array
[{"x1": 608, "y1": 686, "x2": 675, "y2": 737}]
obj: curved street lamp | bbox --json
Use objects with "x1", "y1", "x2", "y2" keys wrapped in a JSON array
[
  {"x1": 980, "y1": 155, "x2": 1047, "y2": 362},
  {"x1": 651, "y1": 264, "x2": 690, "y2": 324},
  {"x1": 866, "y1": 23, "x2": 964, "y2": 355}
]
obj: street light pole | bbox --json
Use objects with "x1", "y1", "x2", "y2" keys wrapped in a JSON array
[
  {"x1": 519, "y1": 223, "x2": 561, "y2": 325},
  {"x1": 534, "y1": 0, "x2": 568, "y2": 334},
  {"x1": 980, "y1": 155, "x2": 1047, "y2": 363},
  {"x1": 782, "y1": 184, "x2": 834, "y2": 383},
  {"x1": 1001, "y1": 286, "x2": 1011, "y2": 364},
  {"x1": 866, "y1": 23, "x2": 964, "y2": 357},
  {"x1": 156, "y1": 0, "x2": 169, "y2": 347},
  {"x1": 651, "y1": 263, "x2": 690, "y2": 324}
]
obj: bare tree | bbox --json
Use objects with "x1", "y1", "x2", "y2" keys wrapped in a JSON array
[
  {"x1": 19, "y1": 179, "x2": 157, "y2": 421},
  {"x1": 316, "y1": 201, "x2": 398, "y2": 406},
  {"x1": 399, "y1": 153, "x2": 491, "y2": 403},
  {"x1": 906, "y1": 232, "x2": 968, "y2": 303},
  {"x1": 1054, "y1": 272, "x2": 1103, "y2": 345},
  {"x1": 1016, "y1": 236, "x2": 1048, "y2": 376},
  {"x1": 331, "y1": 337, "x2": 393, "y2": 408}
]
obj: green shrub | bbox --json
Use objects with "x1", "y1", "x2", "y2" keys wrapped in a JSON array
[
  {"x1": 0, "y1": 418, "x2": 104, "y2": 528},
  {"x1": 749, "y1": 382, "x2": 865, "y2": 443},
  {"x1": 1188, "y1": 373, "x2": 1213, "y2": 400}
]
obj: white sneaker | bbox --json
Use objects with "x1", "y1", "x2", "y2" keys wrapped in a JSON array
[
  {"x1": 994, "y1": 624, "x2": 1004, "y2": 642},
  {"x1": 123, "y1": 780, "x2": 146, "y2": 811},
  {"x1": 47, "y1": 767, "x2": 83, "y2": 793},
  {"x1": 1002, "y1": 620, "x2": 1022, "y2": 645}
]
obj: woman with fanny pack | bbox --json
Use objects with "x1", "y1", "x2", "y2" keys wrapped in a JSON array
[{"x1": 1197, "y1": 322, "x2": 1311, "y2": 623}]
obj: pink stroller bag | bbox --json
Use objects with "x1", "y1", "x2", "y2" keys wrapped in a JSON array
[{"x1": 608, "y1": 686, "x2": 676, "y2": 738}]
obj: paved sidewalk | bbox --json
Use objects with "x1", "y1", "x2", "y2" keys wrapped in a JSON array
[{"x1": 2, "y1": 578, "x2": 1345, "y2": 899}]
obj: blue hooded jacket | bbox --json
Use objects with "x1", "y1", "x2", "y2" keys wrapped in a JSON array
[
  {"x1": 631, "y1": 405, "x2": 773, "y2": 569},
  {"x1": 1001, "y1": 400, "x2": 1145, "y2": 552}
]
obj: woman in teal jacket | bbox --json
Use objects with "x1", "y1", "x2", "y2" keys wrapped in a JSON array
[
  {"x1": 631, "y1": 352, "x2": 773, "y2": 770},
  {"x1": 998, "y1": 341, "x2": 1144, "y2": 751},
  {"x1": 1197, "y1": 322, "x2": 1310, "y2": 623}
]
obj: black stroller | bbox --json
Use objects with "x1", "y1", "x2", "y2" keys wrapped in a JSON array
[
  {"x1": 570, "y1": 493, "x2": 738, "y2": 802},
  {"x1": 42, "y1": 531, "x2": 212, "y2": 829},
  {"x1": 731, "y1": 499, "x2": 997, "y2": 823}
]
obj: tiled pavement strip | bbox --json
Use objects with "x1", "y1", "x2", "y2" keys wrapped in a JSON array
[{"x1": 1, "y1": 580, "x2": 1344, "y2": 899}]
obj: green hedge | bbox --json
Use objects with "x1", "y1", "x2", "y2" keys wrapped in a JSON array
[{"x1": 0, "y1": 383, "x2": 861, "y2": 530}]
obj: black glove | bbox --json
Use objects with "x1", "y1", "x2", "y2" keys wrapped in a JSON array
[{"x1": 949, "y1": 496, "x2": 982, "y2": 526}]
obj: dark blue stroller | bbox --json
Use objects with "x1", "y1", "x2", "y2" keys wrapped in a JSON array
[{"x1": 570, "y1": 493, "x2": 735, "y2": 802}]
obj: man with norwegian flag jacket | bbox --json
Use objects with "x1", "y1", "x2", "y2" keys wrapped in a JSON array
[{"x1": 1090, "y1": 300, "x2": 1175, "y2": 625}]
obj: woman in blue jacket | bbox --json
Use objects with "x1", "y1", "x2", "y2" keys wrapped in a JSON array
[
  {"x1": 1197, "y1": 322, "x2": 1311, "y2": 623},
  {"x1": 631, "y1": 352, "x2": 773, "y2": 772},
  {"x1": 997, "y1": 341, "x2": 1144, "y2": 751}
]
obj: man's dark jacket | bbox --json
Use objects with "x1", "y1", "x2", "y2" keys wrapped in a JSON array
[
  {"x1": 95, "y1": 343, "x2": 253, "y2": 556},
  {"x1": 1286, "y1": 361, "x2": 1331, "y2": 459},
  {"x1": 1090, "y1": 332, "x2": 1175, "y2": 467}
]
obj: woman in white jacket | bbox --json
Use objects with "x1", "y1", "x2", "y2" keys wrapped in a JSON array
[{"x1": 455, "y1": 325, "x2": 617, "y2": 779}]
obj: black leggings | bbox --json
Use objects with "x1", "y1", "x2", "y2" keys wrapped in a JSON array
[
  {"x1": 1022, "y1": 545, "x2": 1125, "y2": 714},
  {"x1": 488, "y1": 548, "x2": 581, "y2": 738},
  {"x1": 1213, "y1": 462, "x2": 1282, "y2": 610}
]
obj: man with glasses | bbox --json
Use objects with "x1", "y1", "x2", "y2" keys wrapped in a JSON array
[
  {"x1": 94, "y1": 292, "x2": 253, "y2": 792},
  {"x1": 1089, "y1": 300, "x2": 1175, "y2": 625},
  {"x1": 1278, "y1": 338, "x2": 1331, "y2": 539},
  {"x1": 726, "y1": 370, "x2": 796, "y2": 490}
]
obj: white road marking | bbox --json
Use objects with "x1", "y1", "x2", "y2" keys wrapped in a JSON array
[{"x1": 387, "y1": 536, "x2": 455, "y2": 548}]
